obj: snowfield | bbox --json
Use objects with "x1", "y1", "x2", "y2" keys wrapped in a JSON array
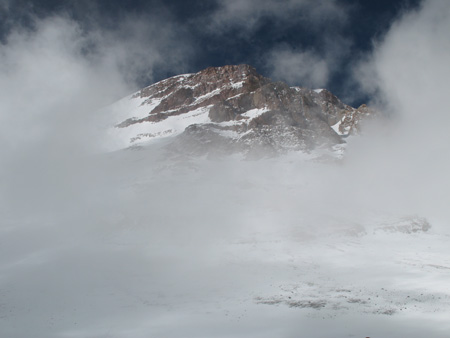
[{"x1": 1, "y1": 146, "x2": 450, "y2": 338}]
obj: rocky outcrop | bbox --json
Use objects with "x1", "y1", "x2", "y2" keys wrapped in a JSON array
[
  {"x1": 338, "y1": 104, "x2": 379, "y2": 135},
  {"x1": 112, "y1": 64, "x2": 378, "y2": 156}
]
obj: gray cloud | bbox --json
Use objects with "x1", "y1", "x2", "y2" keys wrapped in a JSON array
[
  {"x1": 263, "y1": 30, "x2": 353, "y2": 88},
  {"x1": 0, "y1": 0, "x2": 9, "y2": 10},
  {"x1": 209, "y1": 0, "x2": 347, "y2": 34},
  {"x1": 263, "y1": 47, "x2": 329, "y2": 87}
]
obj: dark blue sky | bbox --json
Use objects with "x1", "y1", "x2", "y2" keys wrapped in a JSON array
[{"x1": 0, "y1": 0, "x2": 422, "y2": 106}]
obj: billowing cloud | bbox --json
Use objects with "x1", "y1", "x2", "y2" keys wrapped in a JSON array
[
  {"x1": 0, "y1": 17, "x2": 119, "y2": 219},
  {"x1": 0, "y1": 12, "x2": 198, "y2": 336},
  {"x1": 360, "y1": 0, "x2": 450, "y2": 115},
  {"x1": 0, "y1": 10, "x2": 194, "y2": 218},
  {"x1": 348, "y1": 0, "x2": 450, "y2": 221}
]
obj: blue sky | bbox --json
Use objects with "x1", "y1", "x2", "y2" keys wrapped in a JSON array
[{"x1": 0, "y1": 0, "x2": 422, "y2": 106}]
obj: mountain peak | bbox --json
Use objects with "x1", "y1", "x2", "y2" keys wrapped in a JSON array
[
  {"x1": 201, "y1": 64, "x2": 258, "y2": 76},
  {"x1": 106, "y1": 65, "x2": 378, "y2": 157}
]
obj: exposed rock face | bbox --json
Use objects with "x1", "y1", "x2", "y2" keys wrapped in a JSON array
[
  {"x1": 376, "y1": 216, "x2": 431, "y2": 234},
  {"x1": 110, "y1": 64, "x2": 378, "y2": 157},
  {"x1": 338, "y1": 104, "x2": 379, "y2": 135}
]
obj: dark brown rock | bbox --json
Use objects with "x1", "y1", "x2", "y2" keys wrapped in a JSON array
[{"x1": 117, "y1": 64, "x2": 377, "y2": 156}]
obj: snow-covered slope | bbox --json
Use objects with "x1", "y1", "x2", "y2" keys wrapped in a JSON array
[{"x1": 2, "y1": 151, "x2": 449, "y2": 338}]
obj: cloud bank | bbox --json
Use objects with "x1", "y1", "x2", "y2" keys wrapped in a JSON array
[
  {"x1": 0, "y1": 7, "x2": 197, "y2": 213},
  {"x1": 347, "y1": 0, "x2": 450, "y2": 223}
]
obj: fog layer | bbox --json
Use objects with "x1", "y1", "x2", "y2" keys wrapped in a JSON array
[{"x1": 1, "y1": 1, "x2": 450, "y2": 337}]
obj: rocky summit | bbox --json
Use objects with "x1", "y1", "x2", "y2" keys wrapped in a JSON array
[{"x1": 107, "y1": 64, "x2": 377, "y2": 157}]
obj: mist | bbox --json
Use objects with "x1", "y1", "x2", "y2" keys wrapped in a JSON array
[
  {"x1": 349, "y1": 0, "x2": 450, "y2": 224},
  {"x1": 1, "y1": 1, "x2": 450, "y2": 337}
]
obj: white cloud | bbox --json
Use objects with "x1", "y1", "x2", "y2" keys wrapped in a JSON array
[
  {"x1": 0, "y1": 17, "x2": 124, "y2": 220},
  {"x1": 0, "y1": 12, "x2": 194, "y2": 217},
  {"x1": 264, "y1": 47, "x2": 329, "y2": 87},
  {"x1": 348, "y1": 0, "x2": 450, "y2": 221},
  {"x1": 371, "y1": 0, "x2": 450, "y2": 115},
  {"x1": 0, "y1": 15, "x2": 199, "y2": 336}
]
